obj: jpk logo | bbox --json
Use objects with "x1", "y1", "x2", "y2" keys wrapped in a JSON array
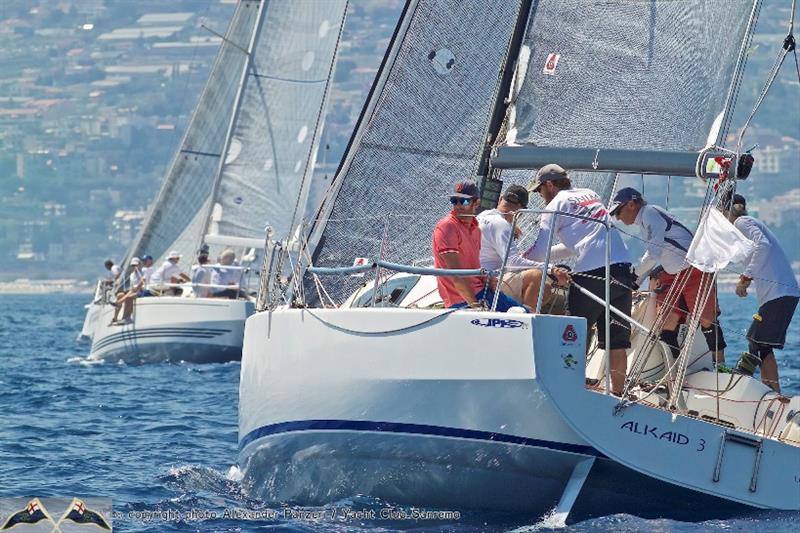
[{"x1": 470, "y1": 318, "x2": 526, "y2": 329}]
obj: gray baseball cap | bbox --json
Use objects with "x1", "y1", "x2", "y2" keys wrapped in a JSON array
[{"x1": 528, "y1": 164, "x2": 567, "y2": 192}]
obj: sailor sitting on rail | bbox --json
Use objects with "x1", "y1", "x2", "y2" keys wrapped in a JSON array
[
  {"x1": 432, "y1": 180, "x2": 523, "y2": 312},
  {"x1": 149, "y1": 250, "x2": 190, "y2": 296},
  {"x1": 525, "y1": 164, "x2": 633, "y2": 396},
  {"x1": 110, "y1": 257, "x2": 145, "y2": 325},
  {"x1": 724, "y1": 193, "x2": 799, "y2": 393},
  {"x1": 610, "y1": 187, "x2": 726, "y2": 366},
  {"x1": 477, "y1": 184, "x2": 569, "y2": 310},
  {"x1": 139, "y1": 255, "x2": 154, "y2": 297}
]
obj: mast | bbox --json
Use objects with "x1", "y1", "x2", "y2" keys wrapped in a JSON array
[
  {"x1": 196, "y1": 0, "x2": 268, "y2": 254},
  {"x1": 123, "y1": 2, "x2": 259, "y2": 269},
  {"x1": 475, "y1": 0, "x2": 533, "y2": 183}
]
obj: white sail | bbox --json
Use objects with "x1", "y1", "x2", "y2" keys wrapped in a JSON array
[
  {"x1": 127, "y1": 1, "x2": 261, "y2": 267},
  {"x1": 204, "y1": 0, "x2": 349, "y2": 253}
]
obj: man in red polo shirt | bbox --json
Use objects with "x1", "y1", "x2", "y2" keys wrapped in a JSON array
[{"x1": 432, "y1": 181, "x2": 523, "y2": 312}]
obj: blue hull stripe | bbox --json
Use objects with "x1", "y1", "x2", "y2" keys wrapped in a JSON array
[
  {"x1": 92, "y1": 328, "x2": 230, "y2": 351},
  {"x1": 238, "y1": 419, "x2": 603, "y2": 458}
]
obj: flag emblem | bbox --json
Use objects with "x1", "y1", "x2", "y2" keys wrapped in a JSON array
[
  {"x1": 1, "y1": 498, "x2": 55, "y2": 530},
  {"x1": 57, "y1": 498, "x2": 111, "y2": 530},
  {"x1": 543, "y1": 53, "x2": 560, "y2": 75}
]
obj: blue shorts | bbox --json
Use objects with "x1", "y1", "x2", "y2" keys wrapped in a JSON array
[{"x1": 449, "y1": 288, "x2": 526, "y2": 313}]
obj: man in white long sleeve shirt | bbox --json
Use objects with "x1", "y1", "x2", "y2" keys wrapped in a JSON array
[
  {"x1": 610, "y1": 187, "x2": 726, "y2": 365},
  {"x1": 526, "y1": 164, "x2": 633, "y2": 396},
  {"x1": 149, "y1": 250, "x2": 189, "y2": 295},
  {"x1": 477, "y1": 185, "x2": 569, "y2": 309},
  {"x1": 727, "y1": 194, "x2": 799, "y2": 393}
]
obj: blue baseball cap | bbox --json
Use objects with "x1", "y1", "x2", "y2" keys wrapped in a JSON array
[
  {"x1": 449, "y1": 180, "x2": 479, "y2": 199},
  {"x1": 609, "y1": 187, "x2": 643, "y2": 215}
]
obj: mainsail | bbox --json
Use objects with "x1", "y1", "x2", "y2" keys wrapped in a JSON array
[
  {"x1": 493, "y1": 0, "x2": 760, "y2": 173},
  {"x1": 306, "y1": 0, "x2": 526, "y2": 303},
  {"x1": 205, "y1": 0, "x2": 349, "y2": 251},
  {"x1": 127, "y1": 1, "x2": 260, "y2": 266},
  {"x1": 127, "y1": 0, "x2": 348, "y2": 268}
]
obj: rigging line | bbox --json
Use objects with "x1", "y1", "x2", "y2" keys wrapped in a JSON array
[
  {"x1": 179, "y1": 149, "x2": 222, "y2": 158},
  {"x1": 738, "y1": 36, "x2": 792, "y2": 149},
  {"x1": 794, "y1": 47, "x2": 800, "y2": 83},
  {"x1": 720, "y1": 0, "x2": 762, "y2": 145},
  {"x1": 302, "y1": 307, "x2": 459, "y2": 337},
  {"x1": 249, "y1": 72, "x2": 327, "y2": 84},
  {"x1": 285, "y1": 3, "x2": 349, "y2": 255}
]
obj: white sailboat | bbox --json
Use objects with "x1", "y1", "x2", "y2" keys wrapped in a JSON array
[
  {"x1": 239, "y1": 0, "x2": 798, "y2": 521},
  {"x1": 82, "y1": 0, "x2": 349, "y2": 363}
]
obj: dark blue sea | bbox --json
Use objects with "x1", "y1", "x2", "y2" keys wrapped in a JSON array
[{"x1": 1, "y1": 293, "x2": 798, "y2": 532}]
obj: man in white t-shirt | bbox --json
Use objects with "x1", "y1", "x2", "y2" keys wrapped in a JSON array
[
  {"x1": 192, "y1": 251, "x2": 213, "y2": 298},
  {"x1": 140, "y1": 255, "x2": 154, "y2": 284},
  {"x1": 477, "y1": 184, "x2": 569, "y2": 309},
  {"x1": 525, "y1": 164, "x2": 633, "y2": 396},
  {"x1": 726, "y1": 194, "x2": 799, "y2": 393},
  {"x1": 149, "y1": 250, "x2": 189, "y2": 295},
  {"x1": 610, "y1": 187, "x2": 726, "y2": 366}
]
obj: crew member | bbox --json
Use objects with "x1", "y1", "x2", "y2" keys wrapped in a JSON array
[
  {"x1": 526, "y1": 164, "x2": 633, "y2": 396},
  {"x1": 477, "y1": 184, "x2": 569, "y2": 309},
  {"x1": 432, "y1": 180, "x2": 523, "y2": 312},
  {"x1": 610, "y1": 187, "x2": 726, "y2": 365},
  {"x1": 726, "y1": 194, "x2": 799, "y2": 393}
]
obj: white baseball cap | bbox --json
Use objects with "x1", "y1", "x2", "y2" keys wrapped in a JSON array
[
  {"x1": 167, "y1": 250, "x2": 181, "y2": 260},
  {"x1": 130, "y1": 257, "x2": 141, "y2": 266}
]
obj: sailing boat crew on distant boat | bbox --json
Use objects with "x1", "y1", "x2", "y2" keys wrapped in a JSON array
[
  {"x1": 724, "y1": 193, "x2": 800, "y2": 393},
  {"x1": 525, "y1": 164, "x2": 633, "y2": 396},
  {"x1": 432, "y1": 181, "x2": 524, "y2": 312},
  {"x1": 149, "y1": 251, "x2": 190, "y2": 296},
  {"x1": 609, "y1": 187, "x2": 727, "y2": 366}
]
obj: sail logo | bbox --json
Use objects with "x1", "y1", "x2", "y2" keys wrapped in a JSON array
[
  {"x1": 562, "y1": 324, "x2": 578, "y2": 343},
  {"x1": 470, "y1": 318, "x2": 526, "y2": 329},
  {"x1": 620, "y1": 421, "x2": 689, "y2": 445},
  {"x1": 543, "y1": 53, "x2": 560, "y2": 75}
]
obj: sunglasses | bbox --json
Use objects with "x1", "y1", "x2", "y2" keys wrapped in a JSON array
[{"x1": 450, "y1": 197, "x2": 474, "y2": 206}]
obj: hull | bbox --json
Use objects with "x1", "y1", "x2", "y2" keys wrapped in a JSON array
[
  {"x1": 238, "y1": 308, "x2": 746, "y2": 518},
  {"x1": 534, "y1": 314, "x2": 800, "y2": 511},
  {"x1": 89, "y1": 297, "x2": 254, "y2": 363}
]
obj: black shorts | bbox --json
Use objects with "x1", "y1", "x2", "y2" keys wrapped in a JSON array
[
  {"x1": 568, "y1": 263, "x2": 634, "y2": 350},
  {"x1": 747, "y1": 295, "x2": 799, "y2": 349}
]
